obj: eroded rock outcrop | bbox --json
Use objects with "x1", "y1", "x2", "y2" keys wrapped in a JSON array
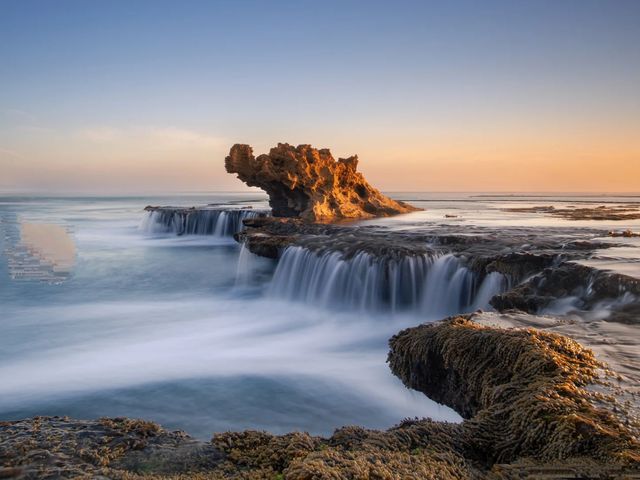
[{"x1": 225, "y1": 143, "x2": 419, "y2": 222}]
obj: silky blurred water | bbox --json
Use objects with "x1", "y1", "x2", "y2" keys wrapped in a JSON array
[
  {"x1": 0, "y1": 194, "x2": 458, "y2": 439},
  {"x1": 1, "y1": 193, "x2": 638, "y2": 439}
]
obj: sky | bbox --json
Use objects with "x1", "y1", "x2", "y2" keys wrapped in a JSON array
[{"x1": 1, "y1": 0, "x2": 639, "y2": 194}]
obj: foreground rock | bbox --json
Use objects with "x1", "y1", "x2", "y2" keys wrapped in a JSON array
[
  {"x1": 472, "y1": 310, "x2": 640, "y2": 420},
  {"x1": 0, "y1": 417, "x2": 223, "y2": 478},
  {"x1": 2, "y1": 315, "x2": 638, "y2": 479},
  {"x1": 225, "y1": 143, "x2": 419, "y2": 222},
  {"x1": 388, "y1": 315, "x2": 640, "y2": 477}
]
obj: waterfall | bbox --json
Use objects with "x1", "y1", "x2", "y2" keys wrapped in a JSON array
[
  {"x1": 140, "y1": 208, "x2": 266, "y2": 237},
  {"x1": 269, "y1": 246, "x2": 507, "y2": 316},
  {"x1": 235, "y1": 242, "x2": 254, "y2": 288},
  {"x1": 420, "y1": 255, "x2": 475, "y2": 318}
]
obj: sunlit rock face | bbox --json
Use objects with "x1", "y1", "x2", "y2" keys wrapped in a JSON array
[{"x1": 225, "y1": 143, "x2": 419, "y2": 222}]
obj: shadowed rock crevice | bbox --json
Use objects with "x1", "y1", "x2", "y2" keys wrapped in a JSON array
[{"x1": 225, "y1": 143, "x2": 419, "y2": 222}]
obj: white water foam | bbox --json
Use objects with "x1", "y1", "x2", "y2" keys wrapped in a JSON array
[
  {"x1": 269, "y1": 246, "x2": 507, "y2": 316},
  {"x1": 140, "y1": 208, "x2": 264, "y2": 237}
]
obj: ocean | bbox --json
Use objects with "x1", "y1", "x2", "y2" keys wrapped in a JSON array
[{"x1": 0, "y1": 193, "x2": 638, "y2": 439}]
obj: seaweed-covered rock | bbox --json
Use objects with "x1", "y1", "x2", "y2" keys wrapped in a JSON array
[
  {"x1": 225, "y1": 143, "x2": 419, "y2": 222},
  {"x1": 0, "y1": 416, "x2": 223, "y2": 478},
  {"x1": 388, "y1": 317, "x2": 640, "y2": 469}
]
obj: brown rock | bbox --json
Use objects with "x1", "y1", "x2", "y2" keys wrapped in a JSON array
[
  {"x1": 388, "y1": 315, "x2": 640, "y2": 468},
  {"x1": 609, "y1": 229, "x2": 640, "y2": 238},
  {"x1": 225, "y1": 143, "x2": 420, "y2": 222},
  {"x1": 504, "y1": 205, "x2": 640, "y2": 221}
]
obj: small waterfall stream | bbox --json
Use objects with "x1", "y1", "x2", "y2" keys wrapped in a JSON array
[
  {"x1": 235, "y1": 242, "x2": 255, "y2": 288},
  {"x1": 140, "y1": 208, "x2": 265, "y2": 237},
  {"x1": 269, "y1": 246, "x2": 507, "y2": 316}
]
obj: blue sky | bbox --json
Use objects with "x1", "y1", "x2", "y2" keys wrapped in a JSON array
[{"x1": 1, "y1": 0, "x2": 639, "y2": 192}]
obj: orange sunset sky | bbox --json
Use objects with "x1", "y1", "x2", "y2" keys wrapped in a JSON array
[{"x1": 1, "y1": 1, "x2": 639, "y2": 194}]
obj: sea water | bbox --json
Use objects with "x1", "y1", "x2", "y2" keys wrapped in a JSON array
[{"x1": 1, "y1": 192, "x2": 638, "y2": 439}]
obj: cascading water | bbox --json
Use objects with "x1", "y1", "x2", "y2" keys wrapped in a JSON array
[
  {"x1": 269, "y1": 246, "x2": 507, "y2": 316},
  {"x1": 235, "y1": 242, "x2": 255, "y2": 288},
  {"x1": 140, "y1": 208, "x2": 266, "y2": 237}
]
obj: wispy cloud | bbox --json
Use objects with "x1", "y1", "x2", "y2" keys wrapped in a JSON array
[
  {"x1": 77, "y1": 126, "x2": 226, "y2": 149},
  {"x1": 0, "y1": 147, "x2": 24, "y2": 160},
  {"x1": 146, "y1": 127, "x2": 226, "y2": 148},
  {"x1": 77, "y1": 127, "x2": 120, "y2": 142},
  {"x1": 2, "y1": 109, "x2": 37, "y2": 124}
]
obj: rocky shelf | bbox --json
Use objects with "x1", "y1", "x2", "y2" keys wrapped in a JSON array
[
  {"x1": 235, "y1": 216, "x2": 640, "y2": 321},
  {"x1": 503, "y1": 205, "x2": 640, "y2": 221}
]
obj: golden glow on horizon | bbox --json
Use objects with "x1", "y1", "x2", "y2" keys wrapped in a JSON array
[{"x1": 1, "y1": 125, "x2": 638, "y2": 193}]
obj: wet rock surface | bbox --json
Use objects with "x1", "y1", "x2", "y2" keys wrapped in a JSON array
[
  {"x1": 2, "y1": 316, "x2": 639, "y2": 479},
  {"x1": 490, "y1": 261, "x2": 640, "y2": 323},
  {"x1": 609, "y1": 229, "x2": 640, "y2": 238},
  {"x1": 0, "y1": 417, "x2": 223, "y2": 478},
  {"x1": 225, "y1": 143, "x2": 419, "y2": 222},
  {"x1": 239, "y1": 216, "x2": 611, "y2": 274},
  {"x1": 472, "y1": 310, "x2": 640, "y2": 423},
  {"x1": 237, "y1": 216, "x2": 611, "y2": 258},
  {"x1": 504, "y1": 204, "x2": 640, "y2": 221}
]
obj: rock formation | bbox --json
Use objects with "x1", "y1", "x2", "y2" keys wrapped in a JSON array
[
  {"x1": 225, "y1": 143, "x2": 419, "y2": 222},
  {"x1": 387, "y1": 315, "x2": 640, "y2": 476}
]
